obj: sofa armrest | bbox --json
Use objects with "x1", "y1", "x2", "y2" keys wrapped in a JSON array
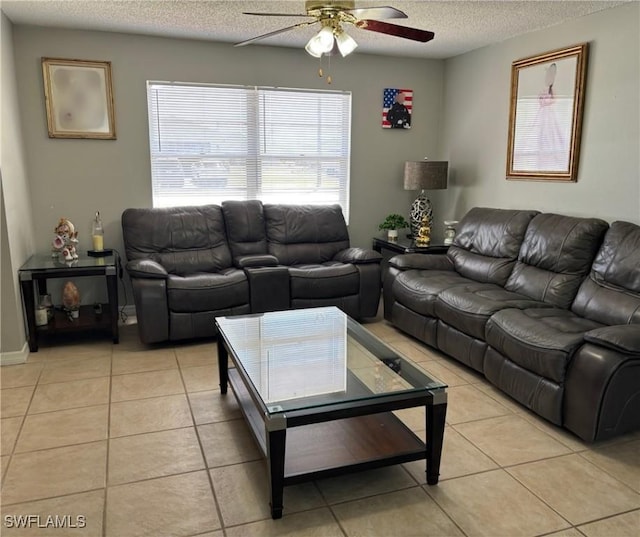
[
  {"x1": 585, "y1": 325, "x2": 640, "y2": 354},
  {"x1": 333, "y1": 248, "x2": 382, "y2": 264},
  {"x1": 389, "y1": 253, "x2": 453, "y2": 271},
  {"x1": 234, "y1": 254, "x2": 279, "y2": 268},
  {"x1": 126, "y1": 259, "x2": 168, "y2": 279},
  {"x1": 129, "y1": 277, "x2": 169, "y2": 344}
]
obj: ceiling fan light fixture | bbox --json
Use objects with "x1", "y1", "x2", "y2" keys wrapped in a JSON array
[
  {"x1": 335, "y1": 30, "x2": 358, "y2": 57},
  {"x1": 305, "y1": 25, "x2": 335, "y2": 57}
]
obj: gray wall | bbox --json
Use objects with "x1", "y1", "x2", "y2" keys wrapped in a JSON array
[
  {"x1": 1, "y1": 13, "x2": 35, "y2": 355},
  {"x1": 438, "y1": 2, "x2": 640, "y2": 224},
  {"x1": 12, "y1": 25, "x2": 444, "y2": 265}
]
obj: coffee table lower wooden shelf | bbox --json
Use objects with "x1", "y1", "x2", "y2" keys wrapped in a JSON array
[{"x1": 227, "y1": 368, "x2": 428, "y2": 516}]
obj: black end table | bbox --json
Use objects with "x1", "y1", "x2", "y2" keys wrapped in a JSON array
[
  {"x1": 19, "y1": 254, "x2": 120, "y2": 351},
  {"x1": 372, "y1": 234, "x2": 449, "y2": 255}
]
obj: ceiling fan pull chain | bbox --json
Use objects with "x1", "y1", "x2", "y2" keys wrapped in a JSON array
[{"x1": 327, "y1": 54, "x2": 332, "y2": 84}]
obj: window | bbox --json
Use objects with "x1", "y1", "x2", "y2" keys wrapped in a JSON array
[{"x1": 147, "y1": 82, "x2": 352, "y2": 219}]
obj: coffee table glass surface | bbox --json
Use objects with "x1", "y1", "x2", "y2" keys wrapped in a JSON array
[{"x1": 216, "y1": 306, "x2": 447, "y2": 519}]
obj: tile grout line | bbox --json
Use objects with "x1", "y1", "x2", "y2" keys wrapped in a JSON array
[
  {"x1": 0, "y1": 367, "x2": 42, "y2": 489},
  {"x1": 574, "y1": 450, "x2": 640, "y2": 496},
  {"x1": 0, "y1": 486, "x2": 107, "y2": 509},
  {"x1": 419, "y1": 483, "x2": 471, "y2": 537},
  {"x1": 178, "y1": 347, "x2": 227, "y2": 535},
  {"x1": 504, "y1": 461, "x2": 584, "y2": 530},
  {"x1": 102, "y1": 347, "x2": 114, "y2": 537},
  {"x1": 3, "y1": 362, "x2": 44, "y2": 461}
]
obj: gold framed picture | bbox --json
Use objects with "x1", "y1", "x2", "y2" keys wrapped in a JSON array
[
  {"x1": 506, "y1": 43, "x2": 588, "y2": 182},
  {"x1": 41, "y1": 57, "x2": 116, "y2": 139}
]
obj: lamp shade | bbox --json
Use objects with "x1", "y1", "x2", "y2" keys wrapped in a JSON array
[{"x1": 403, "y1": 161, "x2": 448, "y2": 191}]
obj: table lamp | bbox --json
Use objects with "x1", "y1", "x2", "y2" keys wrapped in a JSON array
[{"x1": 404, "y1": 160, "x2": 448, "y2": 239}]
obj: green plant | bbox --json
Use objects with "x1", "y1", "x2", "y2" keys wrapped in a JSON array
[{"x1": 378, "y1": 214, "x2": 409, "y2": 231}]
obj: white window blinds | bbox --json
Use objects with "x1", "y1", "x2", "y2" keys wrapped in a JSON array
[{"x1": 147, "y1": 82, "x2": 352, "y2": 219}]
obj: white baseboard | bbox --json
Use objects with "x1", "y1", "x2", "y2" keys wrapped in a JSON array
[{"x1": 0, "y1": 341, "x2": 29, "y2": 366}]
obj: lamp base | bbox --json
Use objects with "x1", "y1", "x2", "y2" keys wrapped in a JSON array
[{"x1": 410, "y1": 191, "x2": 433, "y2": 239}]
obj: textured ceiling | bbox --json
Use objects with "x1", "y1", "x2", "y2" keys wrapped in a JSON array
[{"x1": 1, "y1": 1, "x2": 629, "y2": 59}]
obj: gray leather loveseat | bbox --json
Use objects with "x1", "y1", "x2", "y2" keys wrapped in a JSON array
[
  {"x1": 384, "y1": 207, "x2": 640, "y2": 441},
  {"x1": 122, "y1": 202, "x2": 382, "y2": 344}
]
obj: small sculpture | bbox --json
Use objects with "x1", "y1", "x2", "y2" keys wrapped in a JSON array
[
  {"x1": 62, "y1": 281, "x2": 81, "y2": 319},
  {"x1": 415, "y1": 215, "x2": 431, "y2": 247},
  {"x1": 52, "y1": 218, "x2": 79, "y2": 262}
]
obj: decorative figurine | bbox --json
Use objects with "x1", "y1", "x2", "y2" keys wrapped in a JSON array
[
  {"x1": 443, "y1": 220, "x2": 459, "y2": 246},
  {"x1": 415, "y1": 215, "x2": 431, "y2": 247},
  {"x1": 62, "y1": 281, "x2": 81, "y2": 319},
  {"x1": 52, "y1": 218, "x2": 79, "y2": 262}
]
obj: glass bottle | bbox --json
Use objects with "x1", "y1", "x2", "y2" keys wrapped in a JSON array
[
  {"x1": 40, "y1": 294, "x2": 54, "y2": 321},
  {"x1": 92, "y1": 211, "x2": 104, "y2": 251}
]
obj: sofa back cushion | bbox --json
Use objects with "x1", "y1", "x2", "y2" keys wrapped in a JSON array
[
  {"x1": 505, "y1": 213, "x2": 608, "y2": 308},
  {"x1": 221, "y1": 200, "x2": 268, "y2": 259},
  {"x1": 122, "y1": 205, "x2": 232, "y2": 275},
  {"x1": 447, "y1": 207, "x2": 539, "y2": 286},
  {"x1": 264, "y1": 204, "x2": 350, "y2": 265},
  {"x1": 572, "y1": 221, "x2": 640, "y2": 325}
]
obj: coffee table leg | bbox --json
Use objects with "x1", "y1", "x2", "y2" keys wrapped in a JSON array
[
  {"x1": 426, "y1": 390, "x2": 447, "y2": 485},
  {"x1": 266, "y1": 425, "x2": 286, "y2": 519},
  {"x1": 217, "y1": 338, "x2": 228, "y2": 394}
]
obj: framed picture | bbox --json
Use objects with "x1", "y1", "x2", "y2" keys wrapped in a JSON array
[
  {"x1": 41, "y1": 58, "x2": 116, "y2": 139},
  {"x1": 506, "y1": 43, "x2": 588, "y2": 181},
  {"x1": 383, "y1": 88, "x2": 412, "y2": 129}
]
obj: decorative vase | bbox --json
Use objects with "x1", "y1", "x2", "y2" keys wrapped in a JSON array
[
  {"x1": 410, "y1": 190, "x2": 434, "y2": 239},
  {"x1": 387, "y1": 229, "x2": 398, "y2": 241},
  {"x1": 443, "y1": 220, "x2": 459, "y2": 246}
]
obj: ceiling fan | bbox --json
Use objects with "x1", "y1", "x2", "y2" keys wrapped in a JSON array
[{"x1": 234, "y1": 1, "x2": 435, "y2": 58}]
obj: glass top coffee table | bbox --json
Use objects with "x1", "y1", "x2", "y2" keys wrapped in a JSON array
[{"x1": 216, "y1": 306, "x2": 447, "y2": 519}]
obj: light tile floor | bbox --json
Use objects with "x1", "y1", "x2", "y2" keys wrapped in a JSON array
[{"x1": 1, "y1": 318, "x2": 639, "y2": 537}]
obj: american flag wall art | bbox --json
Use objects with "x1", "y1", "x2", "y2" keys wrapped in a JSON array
[{"x1": 382, "y1": 88, "x2": 412, "y2": 129}]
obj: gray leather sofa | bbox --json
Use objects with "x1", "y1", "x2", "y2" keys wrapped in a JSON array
[
  {"x1": 384, "y1": 207, "x2": 640, "y2": 441},
  {"x1": 122, "y1": 202, "x2": 382, "y2": 344}
]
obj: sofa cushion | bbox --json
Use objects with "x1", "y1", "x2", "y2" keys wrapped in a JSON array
[
  {"x1": 289, "y1": 262, "x2": 359, "y2": 299},
  {"x1": 447, "y1": 207, "x2": 539, "y2": 286},
  {"x1": 122, "y1": 205, "x2": 232, "y2": 275},
  {"x1": 264, "y1": 204, "x2": 350, "y2": 265},
  {"x1": 392, "y1": 270, "x2": 474, "y2": 317},
  {"x1": 505, "y1": 213, "x2": 608, "y2": 309},
  {"x1": 435, "y1": 283, "x2": 545, "y2": 340},
  {"x1": 167, "y1": 269, "x2": 249, "y2": 313},
  {"x1": 221, "y1": 200, "x2": 268, "y2": 259},
  {"x1": 486, "y1": 308, "x2": 603, "y2": 383},
  {"x1": 572, "y1": 221, "x2": 640, "y2": 325}
]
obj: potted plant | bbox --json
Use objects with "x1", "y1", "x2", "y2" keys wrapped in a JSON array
[{"x1": 379, "y1": 214, "x2": 409, "y2": 241}]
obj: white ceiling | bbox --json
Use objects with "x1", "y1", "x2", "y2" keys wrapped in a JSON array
[{"x1": 1, "y1": 0, "x2": 629, "y2": 59}]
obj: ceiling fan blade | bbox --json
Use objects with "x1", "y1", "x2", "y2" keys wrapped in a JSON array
[
  {"x1": 234, "y1": 21, "x2": 316, "y2": 47},
  {"x1": 242, "y1": 12, "x2": 312, "y2": 17},
  {"x1": 346, "y1": 6, "x2": 407, "y2": 20},
  {"x1": 355, "y1": 20, "x2": 434, "y2": 42}
]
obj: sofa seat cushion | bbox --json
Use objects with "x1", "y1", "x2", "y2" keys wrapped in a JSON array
[
  {"x1": 167, "y1": 269, "x2": 249, "y2": 313},
  {"x1": 392, "y1": 270, "x2": 474, "y2": 317},
  {"x1": 289, "y1": 262, "x2": 359, "y2": 299},
  {"x1": 486, "y1": 308, "x2": 604, "y2": 383},
  {"x1": 435, "y1": 284, "x2": 546, "y2": 340}
]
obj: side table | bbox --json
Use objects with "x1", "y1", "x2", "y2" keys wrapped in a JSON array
[
  {"x1": 372, "y1": 235, "x2": 449, "y2": 256},
  {"x1": 373, "y1": 235, "x2": 449, "y2": 284},
  {"x1": 19, "y1": 254, "x2": 120, "y2": 352}
]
